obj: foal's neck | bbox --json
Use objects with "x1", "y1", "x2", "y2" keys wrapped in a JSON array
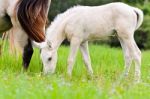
[{"x1": 46, "y1": 27, "x2": 65, "y2": 50}]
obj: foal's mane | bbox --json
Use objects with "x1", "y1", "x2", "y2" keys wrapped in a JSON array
[{"x1": 16, "y1": 0, "x2": 50, "y2": 42}]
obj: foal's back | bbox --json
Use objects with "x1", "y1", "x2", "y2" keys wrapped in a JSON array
[{"x1": 63, "y1": 2, "x2": 137, "y2": 40}]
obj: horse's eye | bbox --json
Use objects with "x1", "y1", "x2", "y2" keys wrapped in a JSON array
[{"x1": 48, "y1": 57, "x2": 52, "y2": 61}]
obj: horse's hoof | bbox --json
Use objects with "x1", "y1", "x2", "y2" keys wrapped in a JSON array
[{"x1": 20, "y1": 68, "x2": 28, "y2": 74}]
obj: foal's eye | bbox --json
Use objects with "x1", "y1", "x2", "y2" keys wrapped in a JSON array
[{"x1": 48, "y1": 57, "x2": 52, "y2": 61}]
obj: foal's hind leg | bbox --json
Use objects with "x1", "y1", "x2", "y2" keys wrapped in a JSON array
[
  {"x1": 22, "y1": 39, "x2": 33, "y2": 70},
  {"x1": 80, "y1": 41, "x2": 93, "y2": 75},
  {"x1": 118, "y1": 37, "x2": 132, "y2": 78},
  {"x1": 133, "y1": 40, "x2": 141, "y2": 82},
  {"x1": 119, "y1": 36, "x2": 141, "y2": 82}
]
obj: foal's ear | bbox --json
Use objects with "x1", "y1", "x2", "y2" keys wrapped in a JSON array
[
  {"x1": 47, "y1": 41, "x2": 52, "y2": 49},
  {"x1": 32, "y1": 41, "x2": 47, "y2": 49}
]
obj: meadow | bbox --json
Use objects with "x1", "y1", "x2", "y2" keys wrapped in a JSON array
[{"x1": 0, "y1": 44, "x2": 150, "y2": 99}]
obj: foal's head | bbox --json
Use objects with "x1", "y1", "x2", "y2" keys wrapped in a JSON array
[{"x1": 34, "y1": 41, "x2": 57, "y2": 74}]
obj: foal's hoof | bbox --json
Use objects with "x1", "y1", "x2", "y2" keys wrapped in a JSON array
[
  {"x1": 66, "y1": 72, "x2": 72, "y2": 80},
  {"x1": 134, "y1": 79, "x2": 141, "y2": 84},
  {"x1": 87, "y1": 73, "x2": 94, "y2": 80},
  {"x1": 43, "y1": 71, "x2": 55, "y2": 76}
]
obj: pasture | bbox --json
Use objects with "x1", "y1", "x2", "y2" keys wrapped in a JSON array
[{"x1": 0, "y1": 44, "x2": 150, "y2": 99}]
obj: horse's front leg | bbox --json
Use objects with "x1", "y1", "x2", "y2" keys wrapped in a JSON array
[
  {"x1": 12, "y1": 28, "x2": 34, "y2": 70},
  {"x1": 22, "y1": 39, "x2": 33, "y2": 70}
]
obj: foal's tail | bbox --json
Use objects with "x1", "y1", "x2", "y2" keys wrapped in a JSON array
[
  {"x1": 16, "y1": 0, "x2": 50, "y2": 42},
  {"x1": 132, "y1": 7, "x2": 144, "y2": 30}
]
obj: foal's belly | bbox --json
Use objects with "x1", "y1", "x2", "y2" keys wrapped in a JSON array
[
  {"x1": 87, "y1": 30, "x2": 115, "y2": 41},
  {"x1": 83, "y1": 23, "x2": 115, "y2": 41},
  {"x1": 0, "y1": 15, "x2": 12, "y2": 33}
]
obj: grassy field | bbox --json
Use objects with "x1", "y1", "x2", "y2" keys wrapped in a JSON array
[{"x1": 0, "y1": 44, "x2": 150, "y2": 99}]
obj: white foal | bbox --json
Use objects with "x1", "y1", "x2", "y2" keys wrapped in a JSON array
[{"x1": 36, "y1": 2, "x2": 143, "y2": 81}]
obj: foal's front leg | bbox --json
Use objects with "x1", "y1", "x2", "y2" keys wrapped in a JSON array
[
  {"x1": 67, "y1": 37, "x2": 81, "y2": 76},
  {"x1": 80, "y1": 41, "x2": 93, "y2": 75},
  {"x1": 22, "y1": 39, "x2": 33, "y2": 70}
]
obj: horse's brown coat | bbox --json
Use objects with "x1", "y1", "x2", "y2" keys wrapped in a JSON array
[{"x1": 16, "y1": 0, "x2": 50, "y2": 42}]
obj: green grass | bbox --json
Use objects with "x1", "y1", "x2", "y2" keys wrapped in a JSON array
[{"x1": 0, "y1": 44, "x2": 150, "y2": 99}]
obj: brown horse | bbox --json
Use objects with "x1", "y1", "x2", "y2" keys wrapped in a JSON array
[{"x1": 0, "y1": 0, "x2": 51, "y2": 69}]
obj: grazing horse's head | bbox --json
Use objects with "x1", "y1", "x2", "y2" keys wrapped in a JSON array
[
  {"x1": 33, "y1": 41, "x2": 57, "y2": 74},
  {"x1": 16, "y1": 0, "x2": 51, "y2": 42}
]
